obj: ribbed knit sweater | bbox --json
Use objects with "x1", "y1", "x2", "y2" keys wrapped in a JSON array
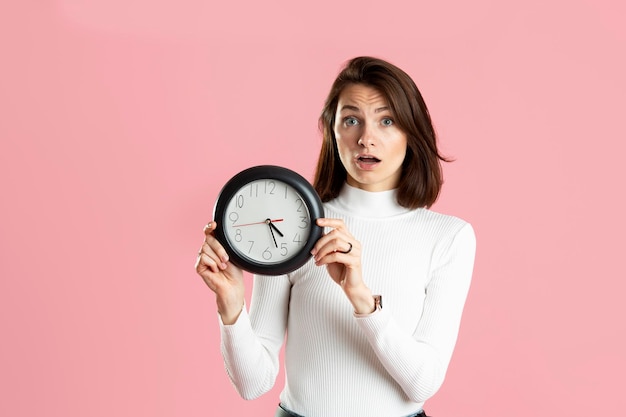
[{"x1": 219, "y1": 183, "x2": 476, "y2": 417}]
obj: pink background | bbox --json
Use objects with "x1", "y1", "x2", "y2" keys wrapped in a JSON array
[{"x1": 1, "y1": 1, "x2": 625, "y2": 416}]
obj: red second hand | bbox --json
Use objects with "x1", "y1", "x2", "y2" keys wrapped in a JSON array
[{"x1": 233, "y1": 218, "x2": 284, "y2": 227}]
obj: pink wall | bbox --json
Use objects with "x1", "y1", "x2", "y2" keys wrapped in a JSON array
[{"x1": 1, "y1": 1, "x2": 624, "y2": 416}]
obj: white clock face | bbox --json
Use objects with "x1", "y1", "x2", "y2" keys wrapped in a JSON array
[{"x1": 222, "y1": 179, "x2": 313, "y2": 265}]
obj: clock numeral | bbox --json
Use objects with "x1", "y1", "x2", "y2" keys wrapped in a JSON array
[
  {"x1": 229, "y1": 212, "x2": 239, "y2": 224},
  {"x1": 236, "y1": 194, "x2": 244, "y2": 208},
  {"x1": 298, "y1": 216, "x2": 309, "y2": 229},
  {"x1": 293, "y1": 233, "x2": 302, "y2": 244},
  {"x1": 284, "y1": 185, "x2": 288, "y2": 199},
  {"x1": 249, "y1": 184, "x2": 258, "y2": 197},
  {"x1": 262, "y1": 247, "x2": 272, "y2": 260},
  {"x1": 247, "y1": 240, "x2": 254, "y2": 254},
  {"x1": 280, "y1": 243, "x2": 288, "y2": 256},
  {"x1": 265, "y1": 180, "x2": 276, "y2": 195},
  {"x1": 235, "y1": 229, "x2": 242, "y2": 242},
  {"x1": 295, "y1": 198, "x2": 304, "y2": 212}
]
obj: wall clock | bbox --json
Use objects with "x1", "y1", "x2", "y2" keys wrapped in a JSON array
[{"x1": 213, "y1": 165, "x2": 324, "y2": 275}]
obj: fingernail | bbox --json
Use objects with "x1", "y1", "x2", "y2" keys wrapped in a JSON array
[{"x1": 221, "y1": 254, "x2": 229, "y2": 262}]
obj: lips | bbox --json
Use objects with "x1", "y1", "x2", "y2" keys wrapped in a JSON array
[{"x1": 355, "y1": 154, "x2": 381, "y2": 170}]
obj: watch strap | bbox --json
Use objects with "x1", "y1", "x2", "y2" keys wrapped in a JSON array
[{"x1": 373, "y1": 294, "x2": 383, "y2": 311}]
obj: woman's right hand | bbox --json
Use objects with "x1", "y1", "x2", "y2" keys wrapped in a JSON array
[{"x1": 195, "y1": 221, "x2": 245, "y2": 325}]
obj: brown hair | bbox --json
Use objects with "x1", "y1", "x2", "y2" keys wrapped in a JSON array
[{"x1": 313, "y1": 56, "x2": 451, "y2": 209}]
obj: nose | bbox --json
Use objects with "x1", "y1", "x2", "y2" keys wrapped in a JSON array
[{"x1": 357, "y1": 123, "x2": 376, "y2": 147}]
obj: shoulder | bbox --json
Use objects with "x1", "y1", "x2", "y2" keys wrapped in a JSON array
[
  {"x1": 416, "y1": 209, "x2": 475, "y2": 248},
  {"x1": 418, "y1": 210, "x2": 476, "y2": 263},
  {"x1": 420, "y1": 209, "x2": 470, "y2": 229}
]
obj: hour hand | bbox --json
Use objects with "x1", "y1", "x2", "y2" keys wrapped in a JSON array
[{"x1": 269, "y1": 221, "x2": 284, "y2": 237}]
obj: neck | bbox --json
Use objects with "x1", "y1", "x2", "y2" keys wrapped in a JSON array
[{"x1": 329, "y1": 183, "x2": 411, "y2": 218}]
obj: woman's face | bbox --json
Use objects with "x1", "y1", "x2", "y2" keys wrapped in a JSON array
[{"x1": 333, "y1": 84, "x2": 407, "y2": 192}]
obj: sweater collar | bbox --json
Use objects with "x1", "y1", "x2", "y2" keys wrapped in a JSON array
[{"x1": 328, "y1": 183, "x2": 411, "y2": 218}]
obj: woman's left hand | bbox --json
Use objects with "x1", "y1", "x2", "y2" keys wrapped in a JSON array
[{"x1": 312, "y1": 218, "x2": 375, "y2": 313}]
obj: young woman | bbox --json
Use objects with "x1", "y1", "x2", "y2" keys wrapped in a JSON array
[{"x1": 195, "y1": 56, "x2": 476, "y2": 417}]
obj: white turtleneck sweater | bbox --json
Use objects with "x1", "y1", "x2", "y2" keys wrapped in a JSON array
[{"x1": 219, "y1": 184, "x2": 476, "y2": 417}]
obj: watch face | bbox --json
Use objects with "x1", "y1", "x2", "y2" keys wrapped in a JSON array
[
  {"x1": 222, "y1": 179, "x2": 312, "y2": 265},
  {"x1": 213, "y1": 165, "x2": 324, "y2": 275}
]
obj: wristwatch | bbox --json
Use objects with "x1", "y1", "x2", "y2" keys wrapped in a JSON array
[{"x1": 373, "y1": 295, "x2": 383, "y2": 312}]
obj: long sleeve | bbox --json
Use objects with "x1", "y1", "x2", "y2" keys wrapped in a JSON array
[
  {"x1": 355, "y1": 223, "x2": 476, "y2": 402},
  {"x1": 215, "y1": 183, "x2": 476, "y2": 417},
  {"x1": 219, "y1": 274, "x2": 291, "y2": 399}
]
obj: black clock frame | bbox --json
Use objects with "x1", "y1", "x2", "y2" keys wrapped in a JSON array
[{"x1": 213, "y1": 165, "x2": 324, "y2": 275}]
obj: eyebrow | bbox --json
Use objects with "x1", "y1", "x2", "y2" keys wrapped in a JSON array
[{"x1": 340, "y1": 105, "x2": 390, "y2": 113}]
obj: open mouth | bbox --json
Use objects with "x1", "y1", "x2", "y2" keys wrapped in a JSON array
[{"x1": 357, "y1": 155, "x2": 381, "y2": 164}]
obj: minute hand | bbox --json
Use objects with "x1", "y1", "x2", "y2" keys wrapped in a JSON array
[{"x1": 267, "y1": 223, "x2": 278, "y2": 248}]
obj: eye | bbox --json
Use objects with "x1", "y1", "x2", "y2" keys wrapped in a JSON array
[
  {"x1": 381, "y1": 118, "x2": 394, "y2": 127},
  {"x1": 343, "y1": 116, "x2": 359, "y2": 126}
]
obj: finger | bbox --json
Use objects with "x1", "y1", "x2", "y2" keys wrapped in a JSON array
[
  {"x1": 196, "y1": 251, "x2": 221, "y2": 273},
  {"x1": 315, "y1": 218, "x2": 355, "y2": 244},
  {"x1": 313, "y1": 234, "x2": 356, "y2": 261},
  {"x1": 314, "y1": 248, "x2": 358, "y2": 267},
  {"x1": 312, "y1": 228, "x2": 349, "y2": 255},
  {"x1": 196, "y1": 255, "x2": 219, "y2": 292},
  {"x1": 338, "y1": 241, "x2": 353, "y2": 254},
  {"x1": 200, "y1": 242, "x2": 228, "y2": 270},
  {"x1": 202, "y1": 222, "x2": 230, "y2": 265},
  {"x1": 204, "y1": 221, "x2": 216, "y2": 235},
  {"x1": 316, "y1": 218, "x2": 347, "y2": 231}
]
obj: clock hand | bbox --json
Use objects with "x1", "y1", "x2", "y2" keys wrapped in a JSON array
[
  {"x1": 267, "y1": 221, "x2": 278, "y2": 248},
  {"x1": 269, "y1": 221, "x2": 284, "y2": 237},
  {"x1": 233, "y1": 218, "x2": 284, "y2": 227}
]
